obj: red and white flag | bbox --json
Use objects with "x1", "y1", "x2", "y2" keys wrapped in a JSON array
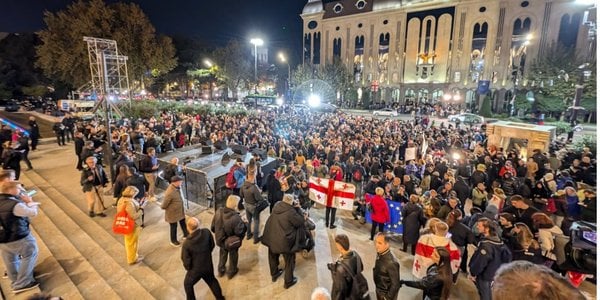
[
  {"x1": 412, "y1": 234, "x2": 462, "y2": 278},
  {"x1": 308, "y1": 176, "x2": 355, "y2": 211}
]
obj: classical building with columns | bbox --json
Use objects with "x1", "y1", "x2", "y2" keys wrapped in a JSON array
[{"x1": 301, "y1": 0, "x2": 596, "y2": 111}]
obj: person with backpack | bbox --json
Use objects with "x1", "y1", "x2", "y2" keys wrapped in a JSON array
[
  {"x1": 240, "y1": 165, "x2": 263, "y2": 244},
  {"x1": 328, "y1": 233, "x2": 369, "y2": 299},
  {"x1": 226, "y1": 158, "x2": 246, "y2": 196},
  {"x1": 469, "y1": 217, "x2": 512, "y2": 300}
]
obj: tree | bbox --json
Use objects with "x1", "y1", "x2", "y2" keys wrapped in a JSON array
[
  {"x1": 528, "y1": 43, "x2": 596, "y2": 120},
  {"x1": 21, "y1": 85, "x2": 48, "y2": 97},
  {"x1": 0, "y1": 33, "x2": 46, "y2": 98},
  {"x1": 513, "y1": 92, "x2": 532, "y2": 116},
  {"x1": 36, "y1": 0, "x2": 177, "y2": 91},
  {"x1": 290, "y1": 61, "x2": 353, "y2": 105},
  {"x1": 479, "y1": 95, "x2": 492, "y2": 117},
  {"x1": 211, "y1": 40, "x2": 253, "y2": 99}
]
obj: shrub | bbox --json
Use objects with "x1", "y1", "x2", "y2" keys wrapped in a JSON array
[
  {"x1": 573, "y1": 135, "x2": 596, "y2": 154},
  {"x1": 547, "y1": 121, "x2": 571, "y2": 135}
]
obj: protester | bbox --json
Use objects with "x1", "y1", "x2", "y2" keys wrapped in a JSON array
[
  {"x1": 116, "y1": 186, "x2": 144, "y2": 265},
  {"x1": 181, "y1": 217, "x2": 224, "y2": 300},
  {"x1": 261, "y1": 194, "x2": 305, "y2": 289},
  {"x1": 139, "y1": 147, "x2": 160, "y2": 202},
  {"x1": 368, "y1": 187, "x2": 390, "y2": 241},
  {"x1": 240, "y1": 164, "x2": 264, "y2": 244},
  {"x1": 400, "y1": 246, "x2": 452, "y2": 300},
  {"x1": 373, "y1": 233, "x2": 400, "y2": 300},
  {"x1": 492, "y1": 261, "x2": 586, "y2": 300},
  {"x1": 329, "y1": 233, "x2": 366, "y2": 299},
  {"x1": 211, "y1": 195, "x2": 246, "y2": 279},
  {"x1": 0, "y1": 181, "x2": 39, "y2": 293},
  {"x1": 161, "y1": 176, "x2": 188, "y2": 247},
  {"x1": 80, "y1": 156, "x2": 108, "y2": 218}
]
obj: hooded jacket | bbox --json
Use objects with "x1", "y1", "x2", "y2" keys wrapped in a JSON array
[
  {"x1": 181, "y1": 228, "x2": 215, "y2": 274},
  {"x1": 260, "y1": 201, "x2": 305, "y2": 254},
  {"x1": 241, "y1": 180, "x2": 263, "y2": 206}
]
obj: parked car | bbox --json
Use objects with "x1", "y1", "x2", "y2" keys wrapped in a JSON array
[
  {"x1": 315, "y1": 103, "x2": 338, "y2": 113},
  {"x1": 372, "y1": 108, "x2": 398, "y2": 117},
  {"x1": 447, "y1": 113, "x2": 485, "y2": 125},
  {"x1": 4, "y1": 101, "x2": 20, "y2": 112}
]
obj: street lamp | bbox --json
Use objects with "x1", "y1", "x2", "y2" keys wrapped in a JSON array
[
  {"x1": 204, "y1": 59, "x2": 213, "y2": 68},
  {"x1": 250, "y1": 38, "x2": 264, "y2": 93}
]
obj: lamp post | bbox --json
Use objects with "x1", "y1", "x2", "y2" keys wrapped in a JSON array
[
  {"x1": 278, "y1": 52, "x2": 291, "y2": 100},
  {"x1": 250, "y1": 38, "x2": 264, "y2": 93}
]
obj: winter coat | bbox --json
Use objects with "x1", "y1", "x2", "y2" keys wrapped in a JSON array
[
  {"x1": 80, "y1": 164, "x2": 109, "y2": 192},
  {"x1": 538, "y1": 225, "x2": 563, "y2": 261},
  {"x1": 116, "y1": 196, "x2": 142, "y2": 226},
  {"x1": 261, "y1": 201, "x2": 305, "y2": 254},
  {"x1": 161, "y1": 184, "x2": 185, "y2": 223},
  {"x1": 471, "y1": 187, "x2": 487, "y2": 207},
  {"x1": 373, "y1": 249, "x2": 401, "y2": 299},
  {"x1": 402, "y1": 264, "x2": 444, "y2": 300},
  {"x1": 402, "y1": 202, "x2": 426, "y2": 245},
  {"x1": 448, "y1": 221, "x2": 476, "y2": 248},
  {"x1": 469, "y1": 235, "x2": 511, "y2": 281},
  {"x1": 453, "y1": 177, "x2": 471, "y2": 203},
  {"x1": 181, "y1": 228, "x2": 215, "y2": 274},
  {"x1": 211, "y1": 207, "x2": 246, "y2": 248},
  {"x1": 331, "y1": 250, "x2": 363, "y2": 300},
  {"x1": 241, "y1": 180, "x2": 263, "y2": 206},
  {"x1": 368, "y1": 195, "x2": 390, "y2": 224}
]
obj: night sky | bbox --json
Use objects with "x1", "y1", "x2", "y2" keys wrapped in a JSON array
[{"x1": 0, "y1": 0, "x2": 307, "y2": 64}]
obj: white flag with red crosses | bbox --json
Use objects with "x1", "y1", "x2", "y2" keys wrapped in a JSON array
[{"x1": 308, "y1": 176, "x2": 355, "y2": 211}]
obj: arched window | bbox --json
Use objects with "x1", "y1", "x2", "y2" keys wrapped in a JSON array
[
  {"x1": 558, "y1": 14, "x2": 582, "y2": 49},
  {"x1": 313, "y1": 32, "x2": 321, "y2": 64},
  {"x1": 470, "y1": 22, "x2": 488, "y2": 82},
  {"x1": 304, "y1": 33, "x2": 312, "y2": 63},
  {"x1": 333, "y1": 38, "x2": 342, "y2": 58}
]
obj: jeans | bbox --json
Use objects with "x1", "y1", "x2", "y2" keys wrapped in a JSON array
[
  {"x1": 245, "y1": 203, "x2": 260, "y2": 241},
  {"x1": 169, "y1": 219, "x2": 189, "y2": 243},
  {"x1": 184, "y1": 271, "x2": 224, "y2": 300},
  {"x1": 475, "y1": 278, "x2": 492, "y2": 300},
  {"x1": 0, "y1": 234, "x2": 38, "y2": 289}
]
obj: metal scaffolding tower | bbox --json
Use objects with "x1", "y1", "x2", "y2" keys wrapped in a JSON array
[{"x1": 83, "y1": 36, "x2": 131, "y2": 117}]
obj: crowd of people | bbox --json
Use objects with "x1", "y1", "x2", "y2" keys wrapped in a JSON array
[{"x1": 0, "y1": 104, "x2": 593, "y2": 299}]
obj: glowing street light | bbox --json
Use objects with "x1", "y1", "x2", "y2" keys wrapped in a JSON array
[
  {"x1": 204, "y1": 59, "x2": 213, "y2": 68},
  {"x1": 308, "y1": 94, "x2": 321, "y2": 107}
]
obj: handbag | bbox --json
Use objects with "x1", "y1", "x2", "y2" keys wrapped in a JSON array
[
  {"x1": 113, "y1": 208, "x2": 135, "y2": 235},
  {"x1": 256, "y1": 199, "x2": 269, "y2": 213},
  {"x1": 224, "y1": 235, "x2": 242, "y2": 250}
]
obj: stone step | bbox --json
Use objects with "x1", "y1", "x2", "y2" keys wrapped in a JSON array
[
  {"x1": 23, "y1": 169, "x2": 184, "y2": 299},
  {"x1": 0, "y1": 228, "x2": 44, "y2": 300},
  {"x1": 20, "y1": 171, "x2": 156, "y2": 299}
]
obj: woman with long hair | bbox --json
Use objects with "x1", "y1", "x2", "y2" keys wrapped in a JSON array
[
  {"x1": 509, "y1": 223, "x2": 544, "y2": 264},
  {"x1": 400, "y1": 246, "x2": 453, "y2": 300},
  {"x1": 531, "y1": 212, "x2": 563, "y2": 267}
]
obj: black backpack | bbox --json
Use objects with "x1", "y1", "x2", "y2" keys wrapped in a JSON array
[{"x1": 340, "y1": 256, "x2": 370, "y2": 300}]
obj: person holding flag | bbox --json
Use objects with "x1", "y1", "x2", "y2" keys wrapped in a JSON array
[
  {"x1": 412, "y1": 219, "x2": 461, "y2": 280},
  {"x1": 308, "y1": 176, "x2": 355, "y2": 229}
]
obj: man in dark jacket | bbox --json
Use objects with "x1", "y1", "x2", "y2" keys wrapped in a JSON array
[
  {"x1": 139, "y1": 147, "x2": 159, "y2": 201},
  {"x1": 330, "y1": 233, "x2": 366, "y2": 299},
  {"x1": 181, "y1": 217, "x2": 224, "y2": 300},
  {"x1": 80, "y1": 156, "x2": 109, "y2": 217},
  {"x1": 211, "y1": 195, "x2": 247, "y2": 279},
  {"x1": 373, "y1": 233, "x2": 400, "y2": 300},
  {"x1": 469, "y1": 217, "x2": 511, "y2": 300},
  {"x1": 261, "y1": 194, "x2": 305, "y2": 289},
  {"x1": 14, "y1": 131, "x2": 32, "y2": 170},
  {"x1": 74, "y1": 131, "x2": 85, "y2": 170},
  {"x1": 240, "y1": 166, "x2": 264, "y2": 244},
  {"x1": 453, "y1": 176, "x2": 471, "y2": 204},
  {"x1": 27, "y1": 117, "x2": 39, "y2": 151}
]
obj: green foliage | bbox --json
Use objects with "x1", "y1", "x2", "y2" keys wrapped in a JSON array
[
  {"x1": 547, "y1": 121, "x2": 571, "y2": 135},
  {"x1": 21, "y1": 85, "x2": 48, "y2": 97},
  {"x1": 580, "y1": 97, "x2": 596, "y2": 112},
  {"x1": 514, "y1": 92, "x2": 532, "y2": 113},
  {"x1": 479, "y1": 95, "x2": 492, "y2": 117},
  {"x1": 0, "y1": 82, "x2": 11, "y2": 100},
  {"x1": 117, "y1": 100, "x2": 248, "y2": 120},
  {"x1": 573, "y1": 135, "x2": 596, "y2": 154},
  {"x1": 36, "y1": 0, "x2": 177, "y2": 89},
  {"x1": 211, "y1": 40, "x2": 253, "y2": 99},
  {"x1": 0, "y1": 34, "x2": 46, "y2": 97},
  {"x1": 361, "y1": 90, "x2": 372, "y2": 109},
  {"x1": 534, "y1": 94, "x2": 566, "y2": 113},
  {"x1": 492, "y1": 113, "x2": 509, "y2": 119}
]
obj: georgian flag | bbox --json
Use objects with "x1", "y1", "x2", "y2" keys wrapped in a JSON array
[
  {"x1": 308, "y1": 176, "x2": 355, "y2": 211},
  {"x1": 412, "y1": 234, "x2": 462, "y2": 279}
]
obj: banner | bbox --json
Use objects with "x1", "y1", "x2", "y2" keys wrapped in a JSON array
[
  {"x1": 405, "y1": 147, "x2": 416, "y2": 161},
  {"x1": 365, "y1": 196, "x2": 403, "y2": 234},
  {"x1": 477, "y1": 80, "x2": 490, "y2": 94},
  {"x1": 308, "y1": 176, "x2": 355, "y2": 211}
]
